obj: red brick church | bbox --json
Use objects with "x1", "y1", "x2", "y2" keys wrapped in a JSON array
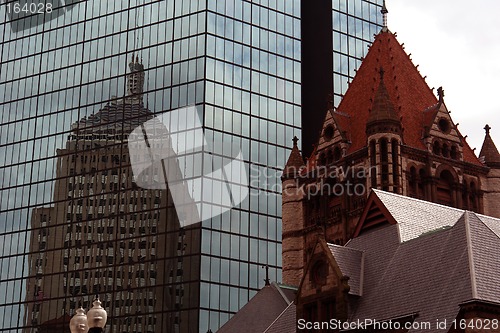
[
  {"x1": 278, "y1": 14, "x2": 500, "y2": 333},
  {"x1": 220, "y1": 6, "x2": 500, "y2": 333},
  {"x1": 282, "y1": 23, "x2": 500, "y2": 260}
]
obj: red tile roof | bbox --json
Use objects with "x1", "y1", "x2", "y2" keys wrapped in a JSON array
[{"x1": 331, "y1": 31, "x2": 481, "y2": 166}]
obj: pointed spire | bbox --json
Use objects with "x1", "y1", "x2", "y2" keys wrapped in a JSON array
[
  {"x1": 366, "y1": 67, "x2": 401, "y2": 135},
  {"x1": 283, "y1": 136, "x2": 305, "y2": 179},
  {"x1": 381, "y1": 0, "x2": 389, "y2": 32},
  {"x1": 485, "y1": 124, "x2": 491, "y2": 135},
  {"x1": 479, "y1": 124, "x2": 500, "y2": 167},
  {"x1": 437, "y1": 86, "x2": 445, "y2": 105}
]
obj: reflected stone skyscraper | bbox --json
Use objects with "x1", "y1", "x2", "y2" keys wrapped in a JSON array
[
  {"x1": 1, "y1": 1, "x2": 382, "y2": 332},
  {"x1": 24, "y1": 58, "x2": 196, "y2": 333}
]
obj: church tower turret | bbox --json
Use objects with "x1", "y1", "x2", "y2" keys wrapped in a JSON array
[
  {"x1": 281, "y1": 137, "x2": 306, "y2": 287},
  {"x1": 366, "y1": 67, "x2": 403, "y2": 194},
  {"x1": 479, "y1": 124, "x2": 500, "y2": 218}
]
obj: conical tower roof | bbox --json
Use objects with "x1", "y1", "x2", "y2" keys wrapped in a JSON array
[
  {"x1": 283, "y1": 137, "x2": 305, "y2": 179},
  {"x1": 366, "y1": 67, "x2": 401, "y2": 135},
  {"x1": 479, "y1": 125, "x2": 500, "y2": 167}
]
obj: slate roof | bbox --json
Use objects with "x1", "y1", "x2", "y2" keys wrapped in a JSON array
[
  {"x1": 332, "y1": 190, "x2": 500, "y2": 332},
  {"x1": 328, "y1": 244, "x2": 364, "y2": 296},
  {"x1": 371, "y1": 189, "x2": 465, "y2": 242},
  {"x1": 217, "y1": 282, "x2": 297, "y2": 333},
  {"x1": 305, "y1": 30, "x2": 481, "y2": 167},
  {"x1": 263, "y1": 302, "x2": 297, "y2": 333}
]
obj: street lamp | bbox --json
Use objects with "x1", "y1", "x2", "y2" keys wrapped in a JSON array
[{"x1": 70, "y1": 296, "x2": 108, "y2": 333}]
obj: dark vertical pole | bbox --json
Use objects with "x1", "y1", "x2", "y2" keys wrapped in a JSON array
[{"x1": 301, "y1": 0, "x2": 333, "y2": 157}]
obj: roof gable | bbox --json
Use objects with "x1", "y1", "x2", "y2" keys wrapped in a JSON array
[
  {"x1": 425, "y1": 100, "x2": 462, "y2": 144},
  {"x1": 316, "y1": 109, "x2": 348, "y2": 153},
  {"x1": 353, "y1": 190, "x2": 398, "y2": 238},
  {"x1": 296, "y1": 236, "x2": 350, "y2": 301},
  {"x1": 368, "y1": 189, "x2": 465, "y2": 242}
]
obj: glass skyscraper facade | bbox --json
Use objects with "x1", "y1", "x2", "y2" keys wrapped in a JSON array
[{"x1": 0, "y1": 0, "x2": 381, "y2": 332}]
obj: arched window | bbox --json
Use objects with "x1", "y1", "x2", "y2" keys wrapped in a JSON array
[
  {"x1": 450, "y1": 145, "x2": 458, "y2": 160},
  {"x1": 319, "y1": 153, "x2": 326, "y2": 165},
  {"x1": 327, "y1": 149, "x2": 334, "y2": 164},
  {"x1": 380, "y1": 138, "x2": 389, "y2": 191},
  {"x1": 433, "y1": 141, "x2": 441, "y2": 155},
  {"x1": 442, "y1": 144, "x2": 449, "y2": 158},
  {"x1": 409, "y1": 166, "x2": 417, "y2": 197},
  {"x1": 333, "y1": 146, "x2": 342, "y2": 162},
  {"x1": 469, "y1": 182, "x2": 478, "y2": 211},
  {"x1": 437, "y1": 169, "x2": 455, "y2": 206},
  {"x1": 418, "y1": 169, "x2": 427, "y2": 199},
  {"x1": 392, "y1": 139, "x2": 399, "y2": 193},
  {"x1": 370, "y1": 140, "x2": 377, "y2": 188},
  {"x1": 311, "y1": 260, "x2": 328, "y2": 286},
  {"x1": 462, "y1": 180, "x2": 469, "y2": 210}
]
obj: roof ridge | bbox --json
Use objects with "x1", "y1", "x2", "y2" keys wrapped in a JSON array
[
  {"x1": 327, "y1": 243, "x2": 364, "y2": 254},
  {"x1": 271, "y1": 282, "x2": 293, "y2": 305},
  {"x1": 372, "y1": 189, "x2": 465, "y2": 213},
  {"x1": 262, "y1": 301, "x2": 295, "y2": 333},
  {"x1": 473, "y1": 213, "x2": 500, "y2": 239},
  {"x1": 332, "y1": 109, "x2": 351, "y2": 118},
  {"x1": 464, "y1": 212, "x2": 478, "y2": 299}
]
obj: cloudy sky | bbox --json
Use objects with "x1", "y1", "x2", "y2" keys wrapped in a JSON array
[{"x1": 390, "y1": 0, "x2": 500, "y2": 155}]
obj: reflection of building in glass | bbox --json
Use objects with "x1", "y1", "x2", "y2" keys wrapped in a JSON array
[
  {"x1": 1, "y1": 1, "x2": 383, "y2": 332},
  {"x1": 24, "y1": 60, "x2": 200, "y2": 333}
]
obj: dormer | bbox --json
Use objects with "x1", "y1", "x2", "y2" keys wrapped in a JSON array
[
  {"x1": 423, "y1": 87, "x2": 463, "y2": 161},
  {"x1": 315, "y1": 108, "x2": 351, "y2": 167}
]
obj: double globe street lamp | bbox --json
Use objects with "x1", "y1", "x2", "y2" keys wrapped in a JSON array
[{"x1": 70, "y1": 297, "x2": 108, "y2": 333}]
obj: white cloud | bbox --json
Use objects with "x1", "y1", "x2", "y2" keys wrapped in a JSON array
[{"x1": 389, "y1": 0, "x2": 500, "y2": 154}]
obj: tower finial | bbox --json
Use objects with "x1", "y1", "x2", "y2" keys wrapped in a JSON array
[
  {"x1": 262, "y1": 265, "x2": 270, "y2": 286},
  {"x1": 485, "y1": 124, "x2": 491, "y2": 135},
  {"x1": 381, "y1": 0, "x2": 388, "y2": 31},
  {"x1": 292, "y1": 136, "x2": 299, "y2": 147},
  {"x1": 437, "y1": 86, "x2": 445, "y2": 103}
]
